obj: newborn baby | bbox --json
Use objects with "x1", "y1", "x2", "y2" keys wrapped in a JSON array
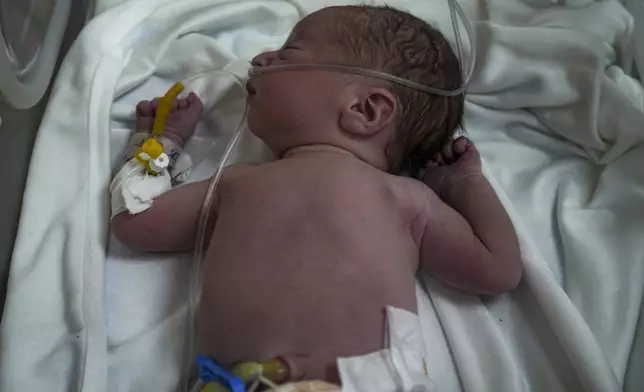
[{"x1": 112, "y1": 5, "x2": 522, "y2": 386}]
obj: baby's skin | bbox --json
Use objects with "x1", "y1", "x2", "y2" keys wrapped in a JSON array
[
  {"x1": 112, "y1": 7, "x2": 522, "y2": 384},
  {"x1": 113, "y1": 120, "x2": 520, "y2": 383}
]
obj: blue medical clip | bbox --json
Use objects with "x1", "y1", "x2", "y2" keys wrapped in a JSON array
[{"x1": 196, "y1": 356, "x2": 245, "y2": 392}]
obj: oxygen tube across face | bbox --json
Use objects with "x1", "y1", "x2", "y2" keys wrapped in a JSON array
[{"x1": 249, "y1": 0, "x2": 475, "y2": 97}]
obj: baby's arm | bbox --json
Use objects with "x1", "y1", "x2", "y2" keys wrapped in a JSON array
[
  {"x1": 112, "y1": 180, "x2": 211, "y2": 252},
  {"x1": 112, "y1": 163, "x2": 254, "y2": 252},
  {"x1": 418, "y1": 137, "x2": 522, "y2": 294},
  {"x1": 111, "y1": 93, "x2": 207, "y2": 252}
]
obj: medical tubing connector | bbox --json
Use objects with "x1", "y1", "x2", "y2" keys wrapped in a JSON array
[{"x1": 249, "y1": 0, "x2": 475, "y2": 97}]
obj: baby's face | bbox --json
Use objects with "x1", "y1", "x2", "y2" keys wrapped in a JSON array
[{"x1": 246, "y1": 9, "x2": 351, "y2": 153}]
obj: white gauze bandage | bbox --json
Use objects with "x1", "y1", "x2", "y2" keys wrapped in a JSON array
[
  {"x1": 110, "y1": 132, "x2": 192, "y2": 218},
  {"x1": 337, "y1": 306, "x2": 432, "y2": 392}
]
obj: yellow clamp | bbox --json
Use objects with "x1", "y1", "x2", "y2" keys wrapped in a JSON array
[
  {"x1": 134, "y1": 138, "x2": 165, "y2": 175},
  {"x1": 134, "y1": 82, "x2": 185, "y2": 175},
  {"x1": 201, "y1": 358, "x2": 288, "y2": 392}
]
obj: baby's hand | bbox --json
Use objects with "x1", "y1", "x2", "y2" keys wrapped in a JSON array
[
  {"x1": 136, "y1": 92, "x2": 204, "y2": 146},
  {"x1": 422, "y1": 136, "x2": 482, "y2": 198}
]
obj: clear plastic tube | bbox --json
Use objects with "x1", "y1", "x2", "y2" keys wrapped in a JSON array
[
  {"x1": 250, "y1": 0, "x2": 475, "y2": 97},
  {"x1": 452, "y1": 0, "x2": 476, "y2": 88},
  {"x1": 250, "y1": 62, "x2": 467, "y2": 96},
  {"x1": 180, "y1": 72, "x2": 249, "y2": 392}
]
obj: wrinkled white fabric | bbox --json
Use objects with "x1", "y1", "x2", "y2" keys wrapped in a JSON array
[{"x1": 1, "y1": 1, "x2": 643, "y2": 392}]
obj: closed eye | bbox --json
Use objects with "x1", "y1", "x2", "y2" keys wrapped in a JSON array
[{"x1": 277, "y1": 46, "x2": 299, "y2": 60}]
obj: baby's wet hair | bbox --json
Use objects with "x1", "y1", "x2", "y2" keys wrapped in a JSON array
[{"x1": 328, "y1": 5, "x2": 465, "y2": 174}]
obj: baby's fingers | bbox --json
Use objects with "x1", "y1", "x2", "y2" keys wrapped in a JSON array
[
  {"x1": 174, "y1": 98, "x2": 187, "y2": 110},
  {"x1": 185, "y1": 92, "x2": 204, "y2": 114},
  {"x1": 150, "y1": 97, "x2": 182, "y2": 112},
  {"x1": 452, "y1": 137, "x2": 470, "y2": 156},
  {"x1": 136, "y1": 100, "x2": 155, "y2": 117},
  {"x1": 441, "y1": 142, "x2": 455, "y2": 164},
  {"x1": 150, "y1": 97, "x2": 161, "y2": 112},
  {"x1": 168, "y1": 93, "x2": 203, "y2": 113},
  {"x1": 432, "y1": 152, "x2": 445, "y2": 166}
]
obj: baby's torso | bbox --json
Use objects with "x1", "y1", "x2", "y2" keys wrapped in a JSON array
[{"x1": 200, "y1": 155, "x2": 422, "y2": 381}]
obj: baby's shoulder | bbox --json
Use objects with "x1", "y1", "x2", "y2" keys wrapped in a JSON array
[
  {"x1": 382, "y1": 173, "x2": 441, "y2": 212},
  {"x1": 221, "y1": 163, "x2": 257, "y2": 181},
  {"x1": 216, "y1": 163, "x2": 260, "y2": 192}
]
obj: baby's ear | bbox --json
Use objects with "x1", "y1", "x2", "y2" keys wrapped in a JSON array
[{"x1": 340, "y1": 88, "x2": 397, "y2": 138}]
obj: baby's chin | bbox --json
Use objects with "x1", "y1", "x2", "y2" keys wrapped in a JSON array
[
  {"x1": 246, "y1": 113, "x2": 301, "y2": 154},
  {"x1": 247, "y1": 123, "x2": 280, "y2": 152},
  {"x1": 246, "y1": 112, "x2": 265, "y2": 137},
  {"x1": 247, "y1": 120, "x2": 267, "y2": 140}
]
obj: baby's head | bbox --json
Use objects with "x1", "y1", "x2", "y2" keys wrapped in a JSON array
[{"x1": 247, "y1": 5, "x2": 464, "y2": 173}]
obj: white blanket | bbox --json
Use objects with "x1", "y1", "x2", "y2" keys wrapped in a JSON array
[{"x1": 2, "y1": 0, "x2": 643, "y2": 391}]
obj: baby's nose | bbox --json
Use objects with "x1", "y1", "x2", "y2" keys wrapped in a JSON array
[{"x1": 251, "y1": 50, "x2": 278, "y2": 67}]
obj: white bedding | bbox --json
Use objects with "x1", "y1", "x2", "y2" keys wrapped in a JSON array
[{"x1": 2, "y1": 0, "x2": 643, "y2": 391}]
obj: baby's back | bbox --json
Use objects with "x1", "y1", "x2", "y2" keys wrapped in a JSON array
[{"x1": 201, "y1": 154, "x2": 420, "y2": 381}]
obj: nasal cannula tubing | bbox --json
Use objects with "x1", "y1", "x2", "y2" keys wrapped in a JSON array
[
  {"x1": 183, "y1": 0, "x2": 474, "y2": 389},
  {"x1": 249, "y1": 0, "x2": 475, "y2": 96}
]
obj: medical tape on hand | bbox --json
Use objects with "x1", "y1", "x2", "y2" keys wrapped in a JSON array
[
  {"x1": 111, "y1": 130, "x2": 196, "y2": 217},
  {"x1": 110, "y1": 158, "x2": 172, "y2": 218},
  {"x1": 155, "y1": 131, "x2": 193, "y2": 183}
]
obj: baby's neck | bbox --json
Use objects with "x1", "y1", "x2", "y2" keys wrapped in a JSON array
[{"x1": 282, "y1": 144, "x2": 387, "y2": 171}]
